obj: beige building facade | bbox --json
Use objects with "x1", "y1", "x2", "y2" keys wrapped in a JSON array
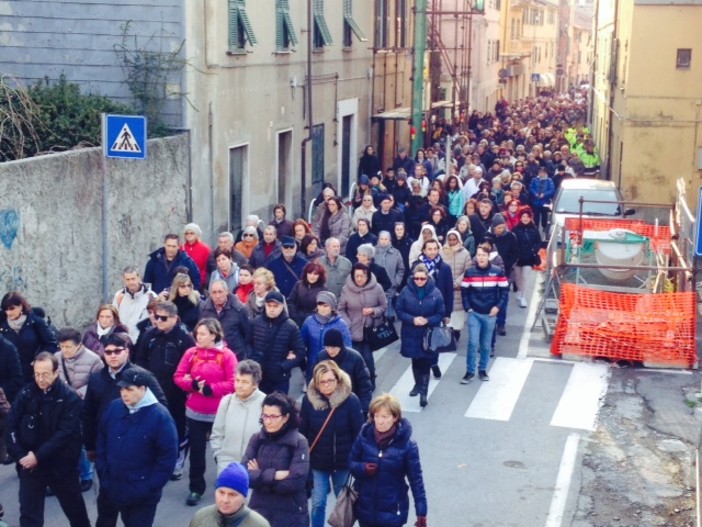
[
  {"x1": 591, "y1": 0, "x2": 702, "y2": 204},
  {"x1": 184, "y1": 1, "x2": 374, "y2": 236}
]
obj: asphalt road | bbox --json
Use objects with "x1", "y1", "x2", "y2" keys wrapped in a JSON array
[{"x1": 1, "y1": 270, "x2": 698, "y2": 526}]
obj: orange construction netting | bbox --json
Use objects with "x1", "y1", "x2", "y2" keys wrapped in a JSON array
[
  {"x1": 563, "y1": 218, "x2": 671, "y2": 254},
  {"x1": 551, "y1": 283, "x2": 696, "y2": 366}
]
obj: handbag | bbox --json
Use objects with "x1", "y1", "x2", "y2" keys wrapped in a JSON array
[
  {"x1": 363, "y1": 317, "x2": 399, "y2": 352},
  {"x1": 327, "y1": 475, "x2": 358, "y2": 527},
  {"x1": 423, "y1": 323, "x2": 454, "y2": 353}
]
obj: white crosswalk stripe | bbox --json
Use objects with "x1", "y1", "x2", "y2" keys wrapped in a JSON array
[
  {"x1": 549, "y1": 362, "x2": 609, "y2": 431},
  {"x1": 389, "y1": 353, "x2": 458, "y2": 413},
  {"x1": 464, "y1": 357, "x2": 534, "y2": 421}
]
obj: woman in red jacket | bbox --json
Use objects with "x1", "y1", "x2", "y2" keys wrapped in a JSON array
[{"x1": 174, "y1": 318, "x2": 238, "y2": 507}]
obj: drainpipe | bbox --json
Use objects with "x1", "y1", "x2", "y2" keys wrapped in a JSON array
[
  {"x1": 411, "y1": 0, "x2": 428, "y2": 154},
  {"x1": 300, "y1": 0, "x2": 314, "y2": 217}
]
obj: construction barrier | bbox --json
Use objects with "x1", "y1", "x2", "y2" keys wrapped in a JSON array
[
  {"x1": 563, "y1": 218, "x2": 672, "y2": 254},
  {"x1": 551, "y1": 283, "x2": 696, "y2": 366}
]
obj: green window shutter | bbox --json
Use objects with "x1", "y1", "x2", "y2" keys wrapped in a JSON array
[
  {"x1": 343, "y1": 0, "x2": 367, "y2": 42},
  {"x1": 238, "y1": 1, "x2": 257, "y2": 46},
  {"x1": 276, "y1": 0, "x2": 298, "y2": 50},
  {"x1": 313, "y1": 0, "x2": 333, "y2": 46},
  {"x1": 228, "y1": 0, "x2": 240, "y2": 51}
]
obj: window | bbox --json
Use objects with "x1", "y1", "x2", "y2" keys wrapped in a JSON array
[
  {"x1": 228, "y1": 0, "x2": 257, "y2": 53},
  {"x1": 496, "y1": 39, "x2": 500, "y2": 61},
  {"x1": 313, "y1": 0, "x2": 333, "y2": 49},
  {"x1": 677, "y1": 48, "x2": 692, "y2": 69},
  {"x1": 375, "y1": 0, "x2": 388, "y2": 48},
  {"x1": 396, "y1": 0, "x2": 408, "y2": 48},
  {"x1": 343, "y1": 0, "x2": 367, "y2": 47},
  {"x1": 276, "y1": 0, "x2": 298, "y2": 51},
  {"x1": 495, "y1": 0, "x2": 501, "y2": 10},
  {"x1": 548, "y1": 9, "x2": 555, "y2": 24}
]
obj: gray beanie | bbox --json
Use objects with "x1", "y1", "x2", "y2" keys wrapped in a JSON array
[
  {"x1": 316, "y1": 291, "x2": 338, "y2": 311},
  {"x1": 491, "y1": 213, "x2": 506, "y2": 228}
]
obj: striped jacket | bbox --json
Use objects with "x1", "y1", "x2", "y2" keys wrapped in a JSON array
[{"x1": 461, "y1": 264, "x2": 509, "y2": 315}]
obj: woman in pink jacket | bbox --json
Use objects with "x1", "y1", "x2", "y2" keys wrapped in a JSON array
[{"x1": 174, "y1": 318, "x2": 237, "y2": 507}]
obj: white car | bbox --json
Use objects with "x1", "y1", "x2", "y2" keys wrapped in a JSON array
[{"x1": 548, "y1": 179, "x2": 635, "y2": 243}]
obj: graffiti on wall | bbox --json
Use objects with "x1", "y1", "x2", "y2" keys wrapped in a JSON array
[
  {"x1": 0, "y1": 265, "x2": 28, "y2": 291},
  {"x1": 0, "y1": 209, "x2": 20, "y2": 249}
]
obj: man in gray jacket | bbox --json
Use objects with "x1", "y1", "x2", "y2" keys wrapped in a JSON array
[
  {"x1": 373, "y1": 231, "x2": 406, "y2": 320},
  {"x1": 317, "y1": 237, "x2": 352, "y2": 298},
  {"x1": 210, "y1": 360, "x2": 266, "y2": 474}
]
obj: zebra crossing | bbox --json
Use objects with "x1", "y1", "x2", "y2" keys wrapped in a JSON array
[{"x1": 387, "y1": 355, "x2": 610, "y2": 430}]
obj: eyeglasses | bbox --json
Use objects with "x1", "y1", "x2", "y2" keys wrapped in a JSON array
[
  {"x1": 154, "y1": 315, "x2": 172, "y2": 322},
  {"x1": 104, "y1": 347, "x2": 126, "y2": 356},
  {"x1": 414, "y1": 276, "x2": 428, "y2": 282},
  {"x1": 243, "y1": 234, "x2": 255, "y2": 238},
  {"x1": 319, "y1": 378, "x2": 338, "y2": 385},
  {"x1": 185, "y1": 232, "x2": 196, "y2": 235},
  {"x1": 261, "y1": 414, "x2": 284, "y2": 421},
  {"x1": 179, "y1": 283, "x2": 193, "y2": 289}
]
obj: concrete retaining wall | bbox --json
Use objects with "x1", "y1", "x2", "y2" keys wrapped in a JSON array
[{"x1": 0, "y1": 134, "x2": 190, "y2": 328}]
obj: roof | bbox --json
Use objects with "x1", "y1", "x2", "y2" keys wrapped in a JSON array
[{"x1": 560, "y1": 179, "x2": 617, "y2": 192}]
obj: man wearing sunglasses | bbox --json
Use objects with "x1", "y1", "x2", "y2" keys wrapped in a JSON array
[
  {"x1": 82, "y1": 333, "x2": 167, "y2": 526},
  {"x1": 134, "y1": 301, "x2": 195, "y2": 481}
]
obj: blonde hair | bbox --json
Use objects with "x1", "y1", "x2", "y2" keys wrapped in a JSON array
[
  {"x1": 168, "y1": 273, "x2": 200, "y2": 305},
  {"x1": 313, "y1": 360, "x2": 350, "y2": 390},
  {"x1": 252, "y1": 268, "x2": 276, "y2": 290},
  {"x1": 368, "y1": 393, "x2": 402, "y2": 423}
]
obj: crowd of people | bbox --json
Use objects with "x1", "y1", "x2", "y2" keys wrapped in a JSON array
[{"x1": 0, "y1": 93, "x2": 596, "y2": 527}]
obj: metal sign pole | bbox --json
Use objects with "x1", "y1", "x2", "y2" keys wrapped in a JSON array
[{"x1": 101, "y1": 113, "x2": 110, "y2": 303}]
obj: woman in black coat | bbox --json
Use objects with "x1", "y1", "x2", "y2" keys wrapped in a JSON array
[
  {"x1": 0, "y1": 292, "x2": 58, "y2": 384},
  {"x1": 287, "y1": 262, "x2": 328, "y2": 328},
  {"x1": 299, "y1": 361, "x2": 364, "y2": 527},
  {"x1": 395, "y1": 265, "x2": 445, "y2": 408},
  {"x1": 392, "y1": 222, "x2": 414, "y2": 292},
  {"x1": 243, "y1": 392, "x2": 310, "y2": 527},
  {"x1": 349, "y1": 394, "x2": 427, "y2": 527},
  {"x1": 358, "y1": 145, "x2": 381, "y2": 179},
  {"x1": 511, "y1": 207, "x2": 542, "y2": 309}
]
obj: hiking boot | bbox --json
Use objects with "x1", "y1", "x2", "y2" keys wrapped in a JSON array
[
  {"x1": 186, "y1": 492, "x2": 202, "y2": 506},
  {"x1": 409, "y1": 384, "x2": 420, "y2": 397},
  {"x1": 461, "y1": 372, "x2": 474, "y2": 384},
  {"x1": 431, "y1": 365, "x2": 442, "y2": 379}
]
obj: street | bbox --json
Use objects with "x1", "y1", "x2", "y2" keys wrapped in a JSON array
[{"x1": 0, "y1": 271, "x2": 698, "y2": 526}]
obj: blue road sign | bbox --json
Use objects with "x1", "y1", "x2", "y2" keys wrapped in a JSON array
[
  {"x1": 103, "y1": 114, "x2": 147, "y2": 159},
  {"x1": 695, "y1": 187, "x2": 702, "y2": 256},
  {"x1": 531, "y1": 73, "x2": 540, "y2": 82}
]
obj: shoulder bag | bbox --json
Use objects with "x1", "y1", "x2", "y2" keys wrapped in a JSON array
[
  {"x1": 327, "y1": 474, "x2": 358, "y2": 527},
  {"x1": 423, "y1": 322, "x2": 455, "y2": 353},
  {"x1": 363, "y1": 317, "x2": 399, "y2": 351}
]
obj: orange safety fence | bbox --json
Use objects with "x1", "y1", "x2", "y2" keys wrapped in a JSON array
[
  {"x1": 551, "y1": 283, "x2": 696, "y2": 366},
  {"x1": 562, "y1": 218, "x2": 671, "y2": 254}
]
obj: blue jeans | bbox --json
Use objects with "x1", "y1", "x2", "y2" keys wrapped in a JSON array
[
  {"x1": 311, "y1": 469, "x2": 349, "y2": 527},
  {"x1": 78, "y1": 447, "x2": 93, "y2": 481},
  {"x1": 467, "y1": 311, "x2": 496, "y2": 374}
]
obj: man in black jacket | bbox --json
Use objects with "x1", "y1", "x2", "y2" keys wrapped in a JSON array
[
  {"x1": 199, "y1": 280, "x2": 251, "y2": 360},
  {"x1": 0, "y1": 334, "x2": 22, "y2": 465},
  {"x1": 82, "y1": 332, "x2": 166, "y2": 459},
  {"x1": 134, "y1": 300, "x2": 195, "y2": 481},
  {"x1": 249, "y1": 292, "x2": 306, "y2": 395},
  {"x1": 7, "y1": 352, "x2": 91, "y2": 527}
]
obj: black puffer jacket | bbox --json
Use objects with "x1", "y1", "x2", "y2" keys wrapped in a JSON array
[
  {"x1": 82, "y1": 362, "x2": 167, "y2": 451},
  {"x1": 249, "y1": 312, "x2": 305, "y2": 386},
  {"x1": 299, "y1": 371, "x2": 363, "y2": 472},
  {"x1": 0, "y1": 311, "x2": 58, "y2": 384},
  {"x1": 0, "y1": 335, "x2": 22, "y2": 402},
  {"x1": 316, "y1": 346, "x2": 372, "y2": 415},
  {"x1": 7, "y1": 379, "x2": 83, "y2": 467},
  {"x1": 512, "y1": 222, "x2": 542, "y2": 267},
  {"x1": 134, "y1": 325, "x2": 195, "y2": 398},
  {"x1": 199, "y1": 294, "x2": 251, "y2": 360},
  {"x1": 242, "y1": 426, "x2": 310, "y2": 527}
]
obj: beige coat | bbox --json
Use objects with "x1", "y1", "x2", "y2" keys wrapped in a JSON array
[
  {"x1": 338, "y1": 273, "x2": 387, "y2": 342},
  {"x1": 441, "y1": 230, "x2": 472, "y2": 311}
]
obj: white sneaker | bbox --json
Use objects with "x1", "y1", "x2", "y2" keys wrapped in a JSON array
[
  {"x1": 520, "y1": 297, "x2": 527, "y2": 308},
  {"x1": 515, "y1": 291, "x2": 522, "y2": 301}
]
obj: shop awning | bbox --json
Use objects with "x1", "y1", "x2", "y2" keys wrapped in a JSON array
[
  {"x1": 372, "y1": 107, "x2": 411, "y2": 121},
  {"x1": 537, "y1": 73, "x2": 555, "y2": 87}
]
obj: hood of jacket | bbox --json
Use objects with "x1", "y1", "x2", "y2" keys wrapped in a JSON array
[
  {"x1": 127, "y1": 387, "x2": 159, "y2": 414},
  {"x1": 305, "y1": 370, "x2": 353, "y2": 411},
  {"x1": 442, "y1": 229, "x2": 467, "y2": 254},
  {"x1": 343, "y1": 272, "x2": 379, "y2": 294}
]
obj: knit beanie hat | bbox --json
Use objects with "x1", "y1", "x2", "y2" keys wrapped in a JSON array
[
  {"x1": 359, "y1": 174, "x2": 370, "y2": 185},
  {"x1": 323, "y1": 329, "x2": 344, "y2": 348},
  {"x1": 491, "y1": 213, "x2": 506, "y2": 229},
  {"x1": 316, "y1": 291, "x2": 338, "y2": 311},
  {"x1": 216, "y1": 463, "x2": 249, "y2": 497}
]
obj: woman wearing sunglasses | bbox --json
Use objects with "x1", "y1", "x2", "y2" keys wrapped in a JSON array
[
  {"x1": 165, "y1": 273, "x2": 201, "y2": 333},
  {"x1": 394, "y1": 264, "x2": 445, "y2": 408}
]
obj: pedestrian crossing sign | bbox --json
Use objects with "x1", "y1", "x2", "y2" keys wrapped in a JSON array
[{"x1": 103, "y1": 114, "x2": 147, "y2": 159}]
